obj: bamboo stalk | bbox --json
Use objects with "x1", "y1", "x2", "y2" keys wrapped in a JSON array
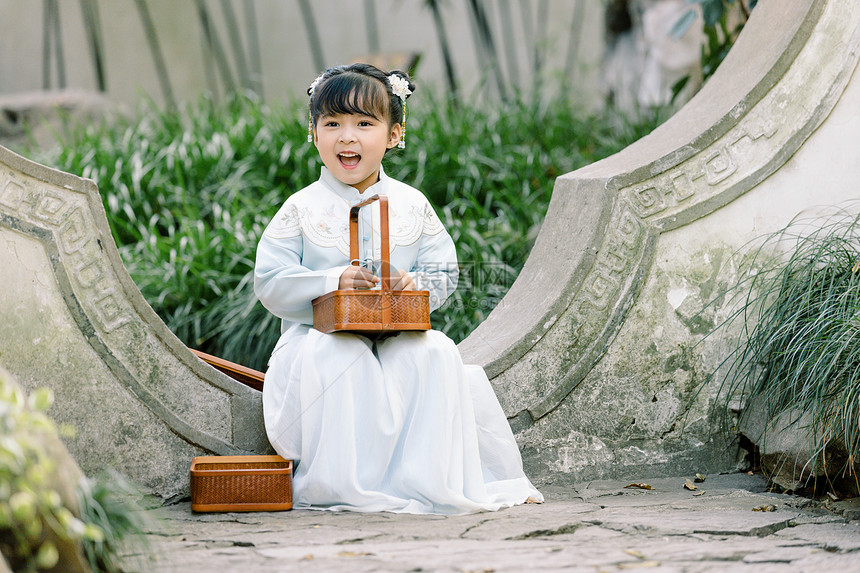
[
  {"x1": 53, "y1": 0, "x2": 67, "y2": 88},
  {"x1": 79, "y1": 0, "x2": 107, "y2": 92},
  {"x1": 364, "y1": 0, "x2": 379, "y2": 54},
  {"x1": 518, "y1": 0, "x2": 534, "y2": 87},
  {"x1": 426, "y1": 0, "x2": 459, "y2": 100},
  {"x1": 564, "y1": 0, "x2": 585, "y2": 90},
  {"x1": 242, "y1": 0, "x2": 264, "y2": 96},
  {"x1": 42, "y1": 0, "x2": 52, "y2": 89},
  {"x1": 219, "y1": 0, "x2": 252, "y2": 91},
  {"x1": 133, "y1": 0, "x2": 177, "y2": 108},
  {"x1": 466, "y1": 0, "x2": 507, "y2": 100},
  {"x1": 297, "y1": 0, "x2": 325, "y2": 73},
  {"x1": 498, "y1": 0, "x2": 520, "y2": 94},
  {"x1": 532, "y1": 0, "x2": 548, "y2": 91},
  {"x1": 194, "y1": 0, "x2": 237, "y2": 95}
]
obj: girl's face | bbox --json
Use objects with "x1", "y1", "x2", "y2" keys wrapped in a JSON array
[{"x1": 313, "y1": 112, "x2": 401, "y2": 193}]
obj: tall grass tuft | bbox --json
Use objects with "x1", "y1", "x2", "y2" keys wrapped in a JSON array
[
  {"x1": 38, "y1": 93, "x2": 664, "y2": 371},
  {"x1": 710, "y1": 207, "x2": 860, "y2": 482}
]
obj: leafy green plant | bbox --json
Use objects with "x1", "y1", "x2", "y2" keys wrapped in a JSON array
[
  {"x1": 1, "y1": 377, "x2": 83, "y2": 571},
  {"x1": 0, "y1": 370, "x2": 148, "y2": 572},
  {"x1": 37, "y1": 92, "x2": 664, "y2": 371},
  {"x1": 707, "y1": 207, "x2": 860, "y2": 485}
]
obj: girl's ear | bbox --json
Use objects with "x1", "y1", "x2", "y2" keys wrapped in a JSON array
[{"x1": 386, "y1": 123, "x2": 402, "y2": 149}]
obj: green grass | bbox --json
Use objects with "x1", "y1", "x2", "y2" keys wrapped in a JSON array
[
  {"x1": 707, "y1": 207, "x2": 860, "y2": 481},
  {"x1": 36, "y1": 92, "x2": 664, "y2": 372}
]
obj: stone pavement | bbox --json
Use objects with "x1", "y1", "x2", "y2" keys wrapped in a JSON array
[{"x1": 123, "y1": 473, "x2": 860, "y2": 572}]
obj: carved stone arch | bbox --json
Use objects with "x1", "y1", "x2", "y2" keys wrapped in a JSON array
[
  {"x1": 0, "y1": 148, "x2": 269, "y2": 499},
  {"x1": 461, "y1": 0, "x2": 858, "y2": 429}
]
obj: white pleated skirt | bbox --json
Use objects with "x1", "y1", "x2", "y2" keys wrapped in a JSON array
[{"x1": 262, "y1": 324, "x2": 543, "y2": 515}]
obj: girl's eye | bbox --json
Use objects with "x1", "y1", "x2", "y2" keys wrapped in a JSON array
[
  {"x1": 358, "y1": 121, "x2": 372, "y2": 127},
  {"x1": 324, "y1": 121, "x2": 338, "y2": 127}
]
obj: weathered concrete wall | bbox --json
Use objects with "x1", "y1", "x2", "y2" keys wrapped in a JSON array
[
  {"x1": 460, "y1": 0, "x2": 860, "y2": 485},
  {"x1": 0, "y1": 148, "x2": 270, "y2": 500}
]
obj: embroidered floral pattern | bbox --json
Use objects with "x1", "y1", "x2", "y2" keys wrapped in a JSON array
[
  {"x1": 267, "y1": 203, "x2": 302, "y2": 239},
  {"x1": 300, "y1": 203, "x2": 351, "y2": 254},
  {"x1": 422, "y1": 202, "x2": 445, "y2": 236},
  {"x1": 267, "y1": 178, "x2": 444, "y2": 257}
]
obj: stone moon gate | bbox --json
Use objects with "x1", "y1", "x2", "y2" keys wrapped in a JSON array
[{"x1": 1, "y1": 0, "x2": 859, "y2": 498}]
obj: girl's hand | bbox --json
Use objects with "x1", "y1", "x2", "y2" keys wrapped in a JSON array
[
  {"x1": 391, "y1": 270, "x2": 415, "y2": 291},
  {"x1": 339, "y1": 266, "x2": 380, "y2": 289}
]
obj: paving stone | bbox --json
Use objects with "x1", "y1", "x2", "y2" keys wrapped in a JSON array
[
  {"x1": 742, "y1": 545, "x2": 822, "y2": 563},
  {"x1": 460, "y1": 500, "x2": 603, "y2": 540},
  {"x1": 583, "y1": 506, "x2": 799, "y2": 537},
  {"x1": 133, "y1": 473, "x2": 860, "y2": 573},
  {"x1": 772, "y1": 522, "x2": 860, "y2": 552},
  {"x1": 259, "y1": 538, "x2": 647, "y2": 572}
]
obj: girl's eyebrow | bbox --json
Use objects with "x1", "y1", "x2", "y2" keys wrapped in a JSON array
[{"x1": 323, "y1": 112, "x2": 378, "y2": 121}]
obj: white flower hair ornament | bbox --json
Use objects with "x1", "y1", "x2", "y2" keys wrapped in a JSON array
[
  {"x1": 388, "y1": 74, "x2": 411, "y2": 149},
  {"x1": 388, "y1": 75, "x2": 412, "y2": 101},
  {"x1": 308, "y1": 73, "x2": 325, "y2": 97},
  {"x1": 307, "y1": 73, "x2": 326, "y2": 142}
]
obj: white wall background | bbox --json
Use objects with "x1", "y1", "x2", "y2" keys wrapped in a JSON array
[{"x1": 0, "y1": 0, "x2": 606, "y2": 109}]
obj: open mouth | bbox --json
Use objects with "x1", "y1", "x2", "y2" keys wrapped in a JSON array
[{"x1": 338, "y1": 152, "x2": 360, "y2": 168}]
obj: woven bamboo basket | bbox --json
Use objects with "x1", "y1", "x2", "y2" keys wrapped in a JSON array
[
  {"x1": 312, "y1": 194, "x2": 431, "y2": 334},
  {"x1": 190, "y1": 455, "x2": 293, "y2": 512}
]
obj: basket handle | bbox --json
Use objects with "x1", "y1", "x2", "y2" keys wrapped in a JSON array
[{"x1": 349, "y1": 194, "x2": 393, "y2": 291}]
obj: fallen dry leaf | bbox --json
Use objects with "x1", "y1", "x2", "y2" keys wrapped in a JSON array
[
  {"x1": 683, "y1": 479, "x2": 698, "y2": 491},
  {"x1": 752, "y1": 504, "x2": 777, "y2": 512},
  {"x1": 619, "y1": 561, "x2": 661, "y2": 569},
  {"x1": 525, "y1": 496, "x2": 543, "y2": 504},
  {"x1": 624, "y1": 483, "x2": 653, "y2": 490},
  {"x1": 300, "y1": 554, "x2": 314, "y2": 561},
  {"x1": 693, "y1": 490, "x2": 706, "y2": 497},
  {"x1": 624, "y1": 549, "x2": 645, "y2": 559},
  {"x1": 337, "y1": 550, "x2": 373, "y2": 557},
  {"x1": 694, "y1": 473, "x2": 706, "y2": 483}
]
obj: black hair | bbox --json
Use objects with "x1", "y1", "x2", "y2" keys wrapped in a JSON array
[{"x1": 308, "y1": 63, "x2": 415, "y2": 129}]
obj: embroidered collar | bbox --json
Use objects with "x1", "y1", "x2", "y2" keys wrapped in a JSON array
[{"x1": 318, "y1": 166, "x2": 389, "y2": 203}]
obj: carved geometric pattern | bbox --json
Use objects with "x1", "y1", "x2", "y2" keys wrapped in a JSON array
[
  {"x1": 492, "y1": 0, "x2": 859, "y2": 426},
  {"x1": 0, "y1": 171, "x2": 132, "y2": 335},
  {"x1": 625, "y1": 123, "x2": 778, "y2": 220}
]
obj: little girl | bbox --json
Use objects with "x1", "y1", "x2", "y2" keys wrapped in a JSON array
[{"x1": 254, "y1": 63, "x2": 542, "y2": 514}]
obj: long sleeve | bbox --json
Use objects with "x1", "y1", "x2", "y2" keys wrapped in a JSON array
[
  {"x1": 254, "y1": 196, "x2": 351, "y2": 326},
  {"x1": 254, "y1": 230, "x2": 349, "y2": 325},
  {"x1": 411, "y1": 202, "x2": 458, "y2": 311}
]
